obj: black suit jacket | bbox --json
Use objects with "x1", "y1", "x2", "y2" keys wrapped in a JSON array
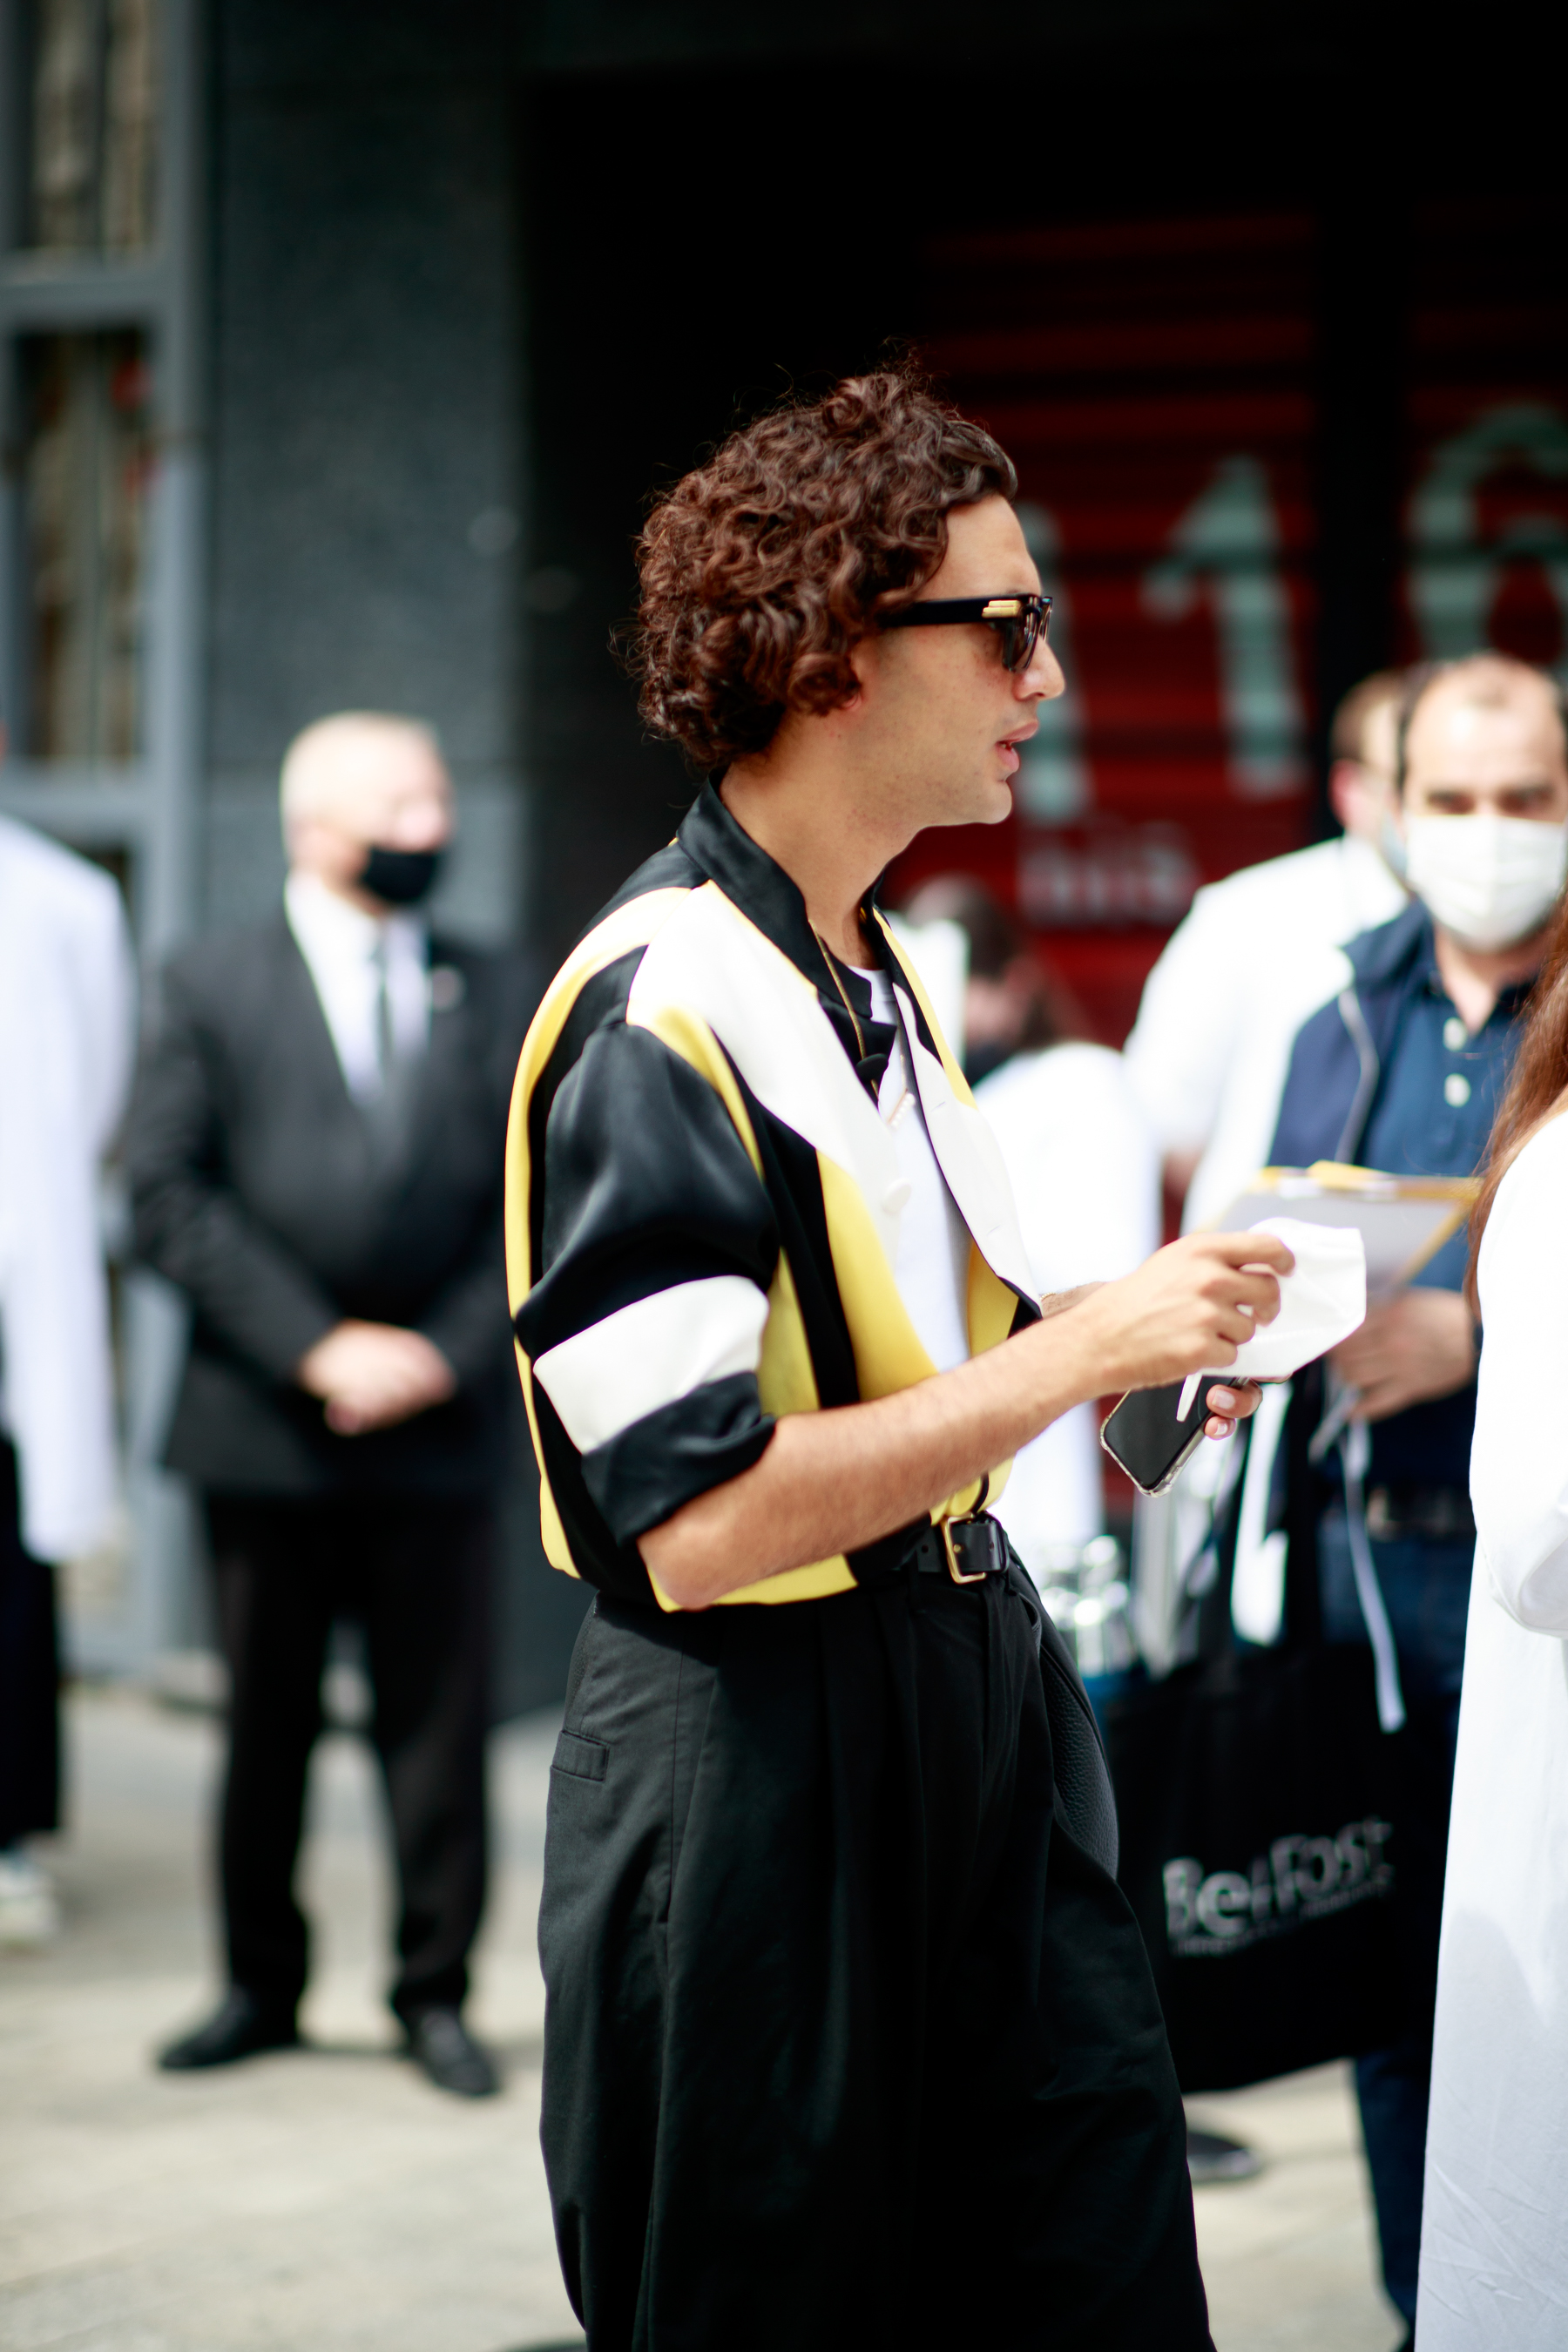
[{"x1": 127, "y1": 912, "x2": 538, "y2": 1496}]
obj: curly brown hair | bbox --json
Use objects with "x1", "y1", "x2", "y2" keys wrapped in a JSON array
[{"x1": 632, "y1": 368, "x2": 1018, "y2": 775}]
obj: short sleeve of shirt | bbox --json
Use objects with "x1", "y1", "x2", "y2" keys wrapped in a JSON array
[{"x1": 515, "y1": 1018, "x2": 781, "y2": 1578}]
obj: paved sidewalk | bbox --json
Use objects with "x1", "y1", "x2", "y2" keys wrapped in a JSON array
[{"x1": 0, "y1": 1689, "x2": 1404, "y2": 2350}]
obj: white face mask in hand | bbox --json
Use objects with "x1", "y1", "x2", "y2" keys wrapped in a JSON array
[{"x1": 1403, "y1": 811, "x2": 1568, "y2": 951}]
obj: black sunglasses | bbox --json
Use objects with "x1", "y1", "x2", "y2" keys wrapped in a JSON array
[{"x1": 883, "y1": 591, "x2": 1053, "y2": 673}]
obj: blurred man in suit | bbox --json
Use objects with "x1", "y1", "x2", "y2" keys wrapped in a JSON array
[{"x1": 129, "y1": 713, "x2": 534, "y2": 2096}]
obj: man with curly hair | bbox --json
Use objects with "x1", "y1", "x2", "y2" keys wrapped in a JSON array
[{"x1": 506, "y1": 368, "x2": 1285, "y2": 2348}]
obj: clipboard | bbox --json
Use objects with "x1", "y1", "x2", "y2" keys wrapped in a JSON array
[{"x1": 1211, "y1": 1162, "x2": 1478, "y2": 1299}]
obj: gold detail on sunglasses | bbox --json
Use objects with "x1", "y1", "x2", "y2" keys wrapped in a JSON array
[{"x1": 980, "y1": 598, "x2": 1024, "y2": 618}]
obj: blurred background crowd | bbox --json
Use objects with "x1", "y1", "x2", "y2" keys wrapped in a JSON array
[{"x1": 0, "y1": 0, "x2": 1563, "y2": 2344}]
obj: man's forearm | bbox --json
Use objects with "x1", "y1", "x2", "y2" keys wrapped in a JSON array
[
  {"x1": 639, "y1": 1227, "x2": 1289, "y2": 1609},
  {"x1": 639, "y1": 1311, "x2": 1100, "y2": 1609}
]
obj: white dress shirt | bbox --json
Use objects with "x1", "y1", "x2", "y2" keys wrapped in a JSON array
[
  {"x1": 856, "y1": 967, "x2": 971, "y2": 1375},
  {"x1": 284, "y1": 870, "x2": 429, "y2": 1102}
]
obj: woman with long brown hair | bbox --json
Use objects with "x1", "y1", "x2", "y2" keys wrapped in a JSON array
[{"x1": 1418, "y1": 888, "x2": 1568, "y2": 2347}]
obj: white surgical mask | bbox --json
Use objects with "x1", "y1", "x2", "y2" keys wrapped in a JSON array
[
  {"x1": 1377, "y1": 810, "x2": 1409, "y2": 882},
  {"x1": 1402, "y1": 811, "x2": 1568, "y2": 951}
]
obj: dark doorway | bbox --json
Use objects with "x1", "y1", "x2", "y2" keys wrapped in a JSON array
[{"x1": 519, "y1": 57, "x2": 1565, "y2": 1037}]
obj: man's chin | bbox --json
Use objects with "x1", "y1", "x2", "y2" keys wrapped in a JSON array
[
  {"x1": 972, "y1": 779, "x2": 1016, "y2": 828},
  {"x1": 927, "y1": 780, "x2": 1013, "y2": 831}
]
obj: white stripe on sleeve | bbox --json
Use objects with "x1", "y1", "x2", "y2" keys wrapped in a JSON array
[{"x1": 531, "y1": 1274, "x2": 771, "y2": 1456}]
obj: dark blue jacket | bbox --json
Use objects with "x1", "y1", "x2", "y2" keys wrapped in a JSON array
[
  {"x1": 1267, "y1": 896, "x2": 1527, "y2": 1494},
  {"x1": 1269, "y1": 899, "x2": 1431, "y2": 1170}
]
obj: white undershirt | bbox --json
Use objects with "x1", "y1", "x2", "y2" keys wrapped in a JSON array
[
  {"x1": 854, "y1": 967, "x2": 971, "y2": 1373},
  {"x1": 284, "y1": 870, "x2": 430, "y2": 1104}
]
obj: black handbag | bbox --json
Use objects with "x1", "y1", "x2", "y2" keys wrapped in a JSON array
[{"x1": 1105, "y1": 1392, "x2": 1413, "y2": 2094}]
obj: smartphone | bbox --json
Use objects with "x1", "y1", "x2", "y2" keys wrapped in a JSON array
[{"x1": 1100, "y1": 1380, "x2": 1222, "y2": 1499}]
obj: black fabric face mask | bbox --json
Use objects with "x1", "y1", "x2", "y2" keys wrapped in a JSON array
[{"x1": 359, "y1": 844, "x2": 443, "y2": 906}]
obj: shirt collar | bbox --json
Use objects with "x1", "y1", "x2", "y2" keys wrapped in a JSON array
[
  {"x1": 677, "y1": 783, "x2": 898, "y2": 1092},
  {"x1": 285, "y1": 869, "x2": 426, "y2": 963},
  {"x1": 1407, "y1": 916, "x2": 1536, "y2": 1030},
  {"x1": 676, "y1": 782, "x2": 884, "y2": 997}
]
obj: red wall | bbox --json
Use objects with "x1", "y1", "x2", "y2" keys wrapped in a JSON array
[{"x1": 891, "y1": 199, "x2": 1568, "y2": 1045}]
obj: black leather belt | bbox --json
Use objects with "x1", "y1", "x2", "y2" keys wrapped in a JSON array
[
  {"x1": 1364, "y1": 1483, "x2": 1476, "y2": 1544},
  {"x1": 905, "y1": 1514, "x2": 1010, "y2": 1584}
]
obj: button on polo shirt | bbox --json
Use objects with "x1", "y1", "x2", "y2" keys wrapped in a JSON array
[{"x1": 1355, "y1": 929, "x2": 1531, "y2": 1486}]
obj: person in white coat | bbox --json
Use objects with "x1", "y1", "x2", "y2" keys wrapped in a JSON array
[
  {"x1": 902, "y1": 876, "x2": 1159, "y2": 1571},
  {"x1": 0, "y1": 794, "x2": 135, "y2": 1943},
  {"x1": 1418, "y1": 882, "x2": 1568, "y2": 2349},
  {"x1": 1124, "y1": 670, "x2": 1409, "y2": 1229},
  {"x1": 1122, "y1": 673, "x2": 1411, "y2": 1684}
]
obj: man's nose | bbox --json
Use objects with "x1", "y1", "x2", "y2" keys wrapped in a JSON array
[{"x1": 1020, "y1": 642, "x2": 1066, "y2": 702}]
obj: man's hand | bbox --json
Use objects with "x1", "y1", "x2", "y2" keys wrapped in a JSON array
[
  {"x1": 295, "y1": 1320, "x2": 456, "y2": 1435},
  {"x1": 1328, "y1": 1288, "x2": 1476, "y2": 1423},
  {"x1": 1070, "y1": 1230, "x2": 1293, "y2": 1399}
]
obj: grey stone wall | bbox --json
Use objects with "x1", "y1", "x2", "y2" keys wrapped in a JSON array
[
  {"x1": 190, "y1": 10, "x2": 591, "y2": 1714},
  {"x1": 205, "y1": 11, "x2": 525, "y2": 943}
]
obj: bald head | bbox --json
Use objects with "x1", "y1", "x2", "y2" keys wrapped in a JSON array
[
  {"x1": 1400, "y1": 655, "x2": 1568, "y2": 816},
  {"x1": 282, "y1": 712, "x2": 449, "y2": 831},
  {"x1": 281, "y1": 713, "x2": 453, "y2": 911}
]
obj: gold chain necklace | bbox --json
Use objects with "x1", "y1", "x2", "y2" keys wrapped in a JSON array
[{"x1": 812, "y1": 929, "x2": 868, "y2": 1062}]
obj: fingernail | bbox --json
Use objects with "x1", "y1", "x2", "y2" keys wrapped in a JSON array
[{"x1": 1208, "y1": 1388, "x2": 1237, "y2": 1409}]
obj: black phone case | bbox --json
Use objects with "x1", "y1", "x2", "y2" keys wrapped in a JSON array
[{"x1": 1100, "y1": 1380, "x2": 1213, "y2": 1498}]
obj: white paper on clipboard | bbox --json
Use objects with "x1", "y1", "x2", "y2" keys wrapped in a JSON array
[{"x1": 1210, "y1": 1161, "x2": 1478, "y2": 1301}]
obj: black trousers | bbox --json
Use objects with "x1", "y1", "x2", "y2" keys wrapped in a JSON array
[
  {"x1": 205, "y1": 1493, "x2": 492, "y2": 2024},
  {"x1": 540, "y1": 1569, "x2": 1210, "y2": 2352},
  {"x1": 0, "y1": 1440, "x2": 60, "y2": 1848}
]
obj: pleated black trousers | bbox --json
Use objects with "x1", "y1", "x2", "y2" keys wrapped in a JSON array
[{"x1": 538, "y1": 1567, "x2": 1210, "y2": 2351}]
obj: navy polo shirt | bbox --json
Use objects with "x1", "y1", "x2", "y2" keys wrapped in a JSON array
[{"x1": 1356, "y1": 920, "x2": 1530, "y2": 1488}]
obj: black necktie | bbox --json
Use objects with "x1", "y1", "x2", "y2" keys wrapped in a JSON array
[{"x1": 366, "y1": 934, "x2": 419, "y2": 1166}]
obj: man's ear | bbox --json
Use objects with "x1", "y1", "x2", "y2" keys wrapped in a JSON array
[
  {"x1": 841, "y1": 633, "x2": 880, "y2": 706},
  {"x1": 1328, "y1": 757, "x2": 1397, "y2": 843}
]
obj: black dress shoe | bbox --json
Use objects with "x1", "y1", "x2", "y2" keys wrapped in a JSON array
[
  {"x1": 158, "y1": 1987, "x2": 300, "y2": 2072},
  {"x1": 403, "y1": 2006, "x2": 499, "y2": 2098}
]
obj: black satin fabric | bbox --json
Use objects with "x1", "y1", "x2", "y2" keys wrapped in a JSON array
[
  {"x1": 512, "y1": 787, "x2": 1038, "y2": 1605},
  {"x1": 539, "y1": 1565, "x2": 1208, "y2": 2352}
]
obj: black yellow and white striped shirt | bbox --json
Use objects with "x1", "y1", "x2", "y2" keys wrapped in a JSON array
[{"x1": 504, "y1": 786, "x2": 1042, "y2": 1611}]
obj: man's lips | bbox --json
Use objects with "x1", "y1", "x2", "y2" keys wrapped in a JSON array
[{"x1": 997, "y1": 723, "x2": 1038, "y2": 775}]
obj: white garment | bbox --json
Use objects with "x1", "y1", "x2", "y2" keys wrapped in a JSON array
[
  {"x1": 857, "y1": 969, "x2": 970, "y2": 1374},
  {"x1": 974, "y1": 1044, "x2": 1159, "y2": 1566},
  {"x1": 1122, "y1": 835, "x2": 1406, "y2": 1221},
  {"x1": 0, "y1": 817, "x2": 135, "y2": 1559},
  {"x1": 1124, "y1": 835, "x2": 1405, "y2": 1660},
  {"x1": 881, "y1": 914, "x2": 969, "y2": 1071},
  {"x1": 283, "y1": 871, "x2": 429, "y2": 1103},
  {"x1": 1418, "y1": 1112, "x2": 1568, "y2": 2349}
]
